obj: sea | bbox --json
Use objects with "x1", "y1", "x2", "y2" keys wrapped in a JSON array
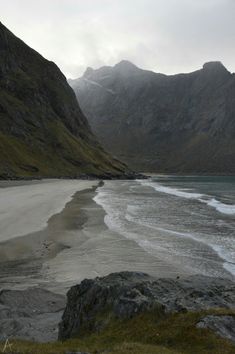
[{"x1": 94, "y1": 175, "x2": 235, "y2": 280}]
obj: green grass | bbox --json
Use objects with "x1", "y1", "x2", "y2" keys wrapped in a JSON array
[
  {"x1": 1, "y1": 309, "x2": 234, "y2": 354},
  {"x1": 0, "y1": 57, "x2": 128, "y2": 178},
  {"x1": 0, "y1": 120, "x2": 125, "y2": 178}
]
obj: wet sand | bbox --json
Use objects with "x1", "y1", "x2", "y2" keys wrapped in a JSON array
[
  {"x1": 0, "y1": 180, "x2": 97, "y2": 291},
  {"x1": 0, "y1": 179, "x2": 188, "y2": 294},
  {"x1": 44, "y1": 187, "x2": 189, "y2": 294},
  {"x1": 1, "y1": 180, "x2": 234, "y2": 344}
]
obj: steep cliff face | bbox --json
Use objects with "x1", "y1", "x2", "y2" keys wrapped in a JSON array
[
  {"x1": 0, "y1": 22, "x2": 126, "y2": 178},
  {"x1": 70, "y1": 60, "x2": 235, "y2": 173}
]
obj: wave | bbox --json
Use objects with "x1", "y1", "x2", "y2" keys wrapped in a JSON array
[
  {"x1": 126, "y1": 208, "x2": 235, "y2": 276},
  {"x1": 94, "y1": 183, "x2": 235, "y2": 278},
  {"x1": 138, "y1": 180, "x2": 235, "y2": 215},
  {"x1": 138, "y1": 180, "x2": 204, "y2": 199},
  {"x1": 207, "y1": 198, "x2": 235, "y2": 215},
  {"x1": 210, "y1": 244, "x2": 235, "y2": 277}
]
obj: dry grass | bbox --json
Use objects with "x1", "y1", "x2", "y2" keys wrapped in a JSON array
[{"x1": 1, "y1": 308, "x2": 234, "y2": 354}]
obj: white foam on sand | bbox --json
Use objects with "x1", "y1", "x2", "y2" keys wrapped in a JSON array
[
  {"x1": 137, "y1": 180, "x2": 204, "y2": 199},
  {"x1": 0, "y1": 180, "x2": 96, "y2": 242},
  {"x1": 94, "y1": 182, "x2": 235, "y2": 278},
  {"x1": 207, "y1": 198, "x2": 235, "y2": 215},
  {"x1": 210, "y1": 244, "x2": 235, "y2": 277}
]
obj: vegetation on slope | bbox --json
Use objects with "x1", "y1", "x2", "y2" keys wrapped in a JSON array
[
  {"x1": 2, "y1": 309, "x2": 235, "y2": 354},
  {"x1": 0, "y1": 22, "x2": 126, "y2": 178}
]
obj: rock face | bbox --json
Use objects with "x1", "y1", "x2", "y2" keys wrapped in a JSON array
[
  {"x1": 197, "y1": 315, "x2": 235, "y2": 343},
  {"x1": 58, "y1": 271, "x2": 235, "y2": 341},
  {"x1": 0, "y1": 22, "x2": 127, "y2": 179},
  {"x1": 0, "y1": 288, "x2": 65, "y2": 342},
  {"x1": 70, "y1": 60, "x2": 235, "y2": 173}
]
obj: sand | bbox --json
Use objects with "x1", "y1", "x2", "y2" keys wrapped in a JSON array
[
  {"x1": 44, "y1": 187, "x2": 186, "y2": 294},
  {"x1": 0, "y1": 179, "x2": 189, "y2": 295},
  {"x1": 0, "y1": 179, "x2": 97, "y2": 242},
  {"x1": 0, "y1": 180, "x2": 97, "y2": 292}
]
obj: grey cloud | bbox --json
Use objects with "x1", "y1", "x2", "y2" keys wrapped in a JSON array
[{"x1": 1, "y1": 0, "x2": 234, "y2": 78}]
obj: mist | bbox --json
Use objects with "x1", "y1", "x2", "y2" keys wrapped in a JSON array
[{"x1": 1, "y1": 0, "x2": 235, "y2": 78}]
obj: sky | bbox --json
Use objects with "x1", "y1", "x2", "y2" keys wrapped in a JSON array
[{"x1": 1, "y1": 0, "x2": 235, "y2": 78}]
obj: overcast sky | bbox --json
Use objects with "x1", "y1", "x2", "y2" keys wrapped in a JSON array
[{"x1": 1, "y1": 0, "x2": 235, "y2": 78}]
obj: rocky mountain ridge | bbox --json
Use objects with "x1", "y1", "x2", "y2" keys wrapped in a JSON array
[
  {"x1": 70, "y1": 60, "x2": 235, "y2": 173},
  {"x1": 0, "y1": 22, "x2": 128, "y2": 179}
]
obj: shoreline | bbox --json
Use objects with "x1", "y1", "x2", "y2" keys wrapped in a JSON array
[
  {"x1": 1, "y1": 178, "x2": 234, "y2": 296},
  {"x1": 0, "y1": 179, "x2": 234, "y2": 345},
  {"x1": 42, "y1": 183, "x2": 197, "y2": 294},
  {"x1": 0, "y1": 180, "x2": 99, "y2": 292},
  {"x1": 0, "y1": 179, "x2": 99, "y2": 243},
  {"x1": 0, "y1": 179, "x2": 191, "y2": 294},
  {"x1": 0, "y1": 171, "x2": 145, "y2": 183}
]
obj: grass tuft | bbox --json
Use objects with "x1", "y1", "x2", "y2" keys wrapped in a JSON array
[{"x1": 1, "y1": 308, "x2": 234, "y2": 354}]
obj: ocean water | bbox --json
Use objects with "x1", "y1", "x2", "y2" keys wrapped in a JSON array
[{"x1": 94, "y1": 176, "x2": 235, "y2": 280}]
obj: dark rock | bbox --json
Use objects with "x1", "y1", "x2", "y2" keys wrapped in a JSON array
[
  {"x1": 70, "y1": 60, "x2": 235, "y2": 174},
  {"x1": 0, "y1": 22, "x2": 128, "y2": 179},
  {"x1": 197, "y1": 315, "x2": 235, "y2": 343},
  {"x1": 58, "y1": 271, "x2": 235, "y2": 340},
  {"x1": 0, "y1": 287, "x2": 66, "y2": 342}
]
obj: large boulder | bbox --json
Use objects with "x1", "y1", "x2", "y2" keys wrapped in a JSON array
[{"x1": 58, "y1": 271, "x2": 235, "y2": 340}]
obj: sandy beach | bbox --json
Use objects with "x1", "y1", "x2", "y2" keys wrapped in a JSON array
[
  {"x1": 0, "y1": 179, "x2": 98, "y2": 243},
  {"x1": 0, "y1": 180, "x2": 98, "y2": 292},
  {"x1": 0, "y1": 179, "x2": 187, "y2": 295},
  {"x1": 1, "y1": 177, "x2": 233, "y2": 296},
  {"x1": 43, "y1": 186, "x2": 184, "y2": 294},
  {"x1": 0, "y1": 179, "x2": 187, "y2": 343}
]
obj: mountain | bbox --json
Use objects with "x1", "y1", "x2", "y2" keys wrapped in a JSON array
[
  {"x1": 70, "y1": 60, "x2": 235, "y2": 174},
  {"x1": 0, "y1": 22, "x2": 128, "y2": 179}
]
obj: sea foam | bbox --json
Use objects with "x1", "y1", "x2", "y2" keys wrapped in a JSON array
[
  {"x1": 138, "y1": 180, "x2": 235, "y2": 215},
  {"x1": 94, "y1": 181, "x2": 235, "y2": 278}
]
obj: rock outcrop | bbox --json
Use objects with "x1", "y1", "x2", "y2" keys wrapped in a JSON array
[
  {"x1": 0, "y1": 22, "x2": 127, "y2": 179},
  {"x1": 0, "y1": 288, "x2": 65, "y2": 342},
  {"x1": 197, "y1": 315, "x2": 235, "y2": 343},
  {"x1": 70, "y1": 60, "x2": 235, "y2": 173},
  {"x1": 58, "y1": 271, "x2": 235, "y2": 341}
]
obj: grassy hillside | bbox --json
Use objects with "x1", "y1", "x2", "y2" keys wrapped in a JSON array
[
  {"x1": 2, "y1": 309, "x2": 235, "y2": 354},
  {"x1": 0, "y1": 122, "x2": 125, "y2": 178}
]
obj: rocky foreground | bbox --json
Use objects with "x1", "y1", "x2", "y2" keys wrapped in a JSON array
[
  {"x1": 0, "y1": 271, "x2": 235, "y2": 353},
  {"x1": 0, "y1": 288, "x2": 65, "y2": 342},
  {"x1": 59, "y1": 272, "x2": 235, "y2": 343}
]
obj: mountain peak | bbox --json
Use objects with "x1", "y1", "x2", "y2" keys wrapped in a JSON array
[
  {"x1": 83, "y1": 66, "x2": 94, "y2": 78},
  {"x1": 114, "y1": 60, "x2": 138, "y2": 72},
  {"x1": 202, "y1": 61, "x2": 229, "y2": 73},
  {"x1": 0, "y1": 21, "x2": 6, "y2": 30},
  {"x1": 72, "y1": 58, "x2": 235, "y2": 174}
]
